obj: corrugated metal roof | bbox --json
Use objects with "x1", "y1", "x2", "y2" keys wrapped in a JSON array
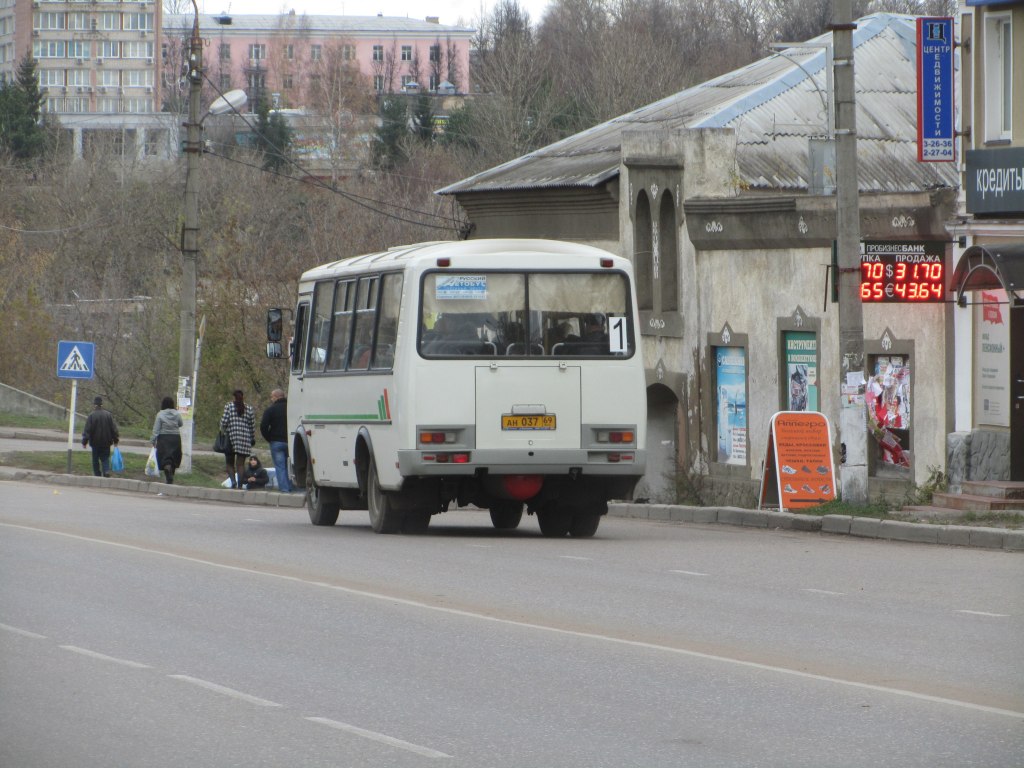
[
  {"x1": 439, "y1": 13, "x2": 958, "y2": 196},
  {"x1": 164, "y1": 14, "x2": 473, "y2": 35}
]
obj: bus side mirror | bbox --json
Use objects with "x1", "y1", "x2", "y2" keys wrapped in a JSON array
[
  {"x1": 267, "y1": 308, "x2": 283, "y2": 342},
  {"x1": 266, "y1": 341, "x2": 285, "y2": 359}
]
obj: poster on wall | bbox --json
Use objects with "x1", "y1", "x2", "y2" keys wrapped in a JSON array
[
  {"x1": 784, "y1": 331, "x2": 818, "y2": 411},
  {"x1": 866, "y1": 356, "x2": 911, "y2": 467},
  {"x1": 715, "y1": 347, "x2": 747, "y2": 466},
  {"x1": 973, "y1": 290, "x2": 1010, "y2": 428}
]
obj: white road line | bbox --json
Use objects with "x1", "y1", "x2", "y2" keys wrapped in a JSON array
[
  {"x1": 60, "y1": 645, "x2": 151, "y2": 669},
  {"x1": 669, "y1": 570, "x2": 709, "y2": 577},
  {"x1": 802, "y1": 588, "x2": 846, "y2": 596},
  {"x1": 957, "y1": 610, "x2": 1010, "y2": 618},
  {"x1": 305, "y1": 717, "x2": 451, "y2": 758},
  {"x1": 6, "y1": 522, "x2": 1023, "y2": 721},
  {"x1": 559, "y1": 555, "x2": 591, "y2": 561},
  {"x1": 0, "y1": 622, "x2": 47, "y2": 639},
  {"x1": 168, "y1": 675, "x2": 282, "y2": 707}
]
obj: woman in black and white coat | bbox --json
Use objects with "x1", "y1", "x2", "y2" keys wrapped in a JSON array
[{"x1": 220, "y1": 389, "x2": 256, "y2": 488}]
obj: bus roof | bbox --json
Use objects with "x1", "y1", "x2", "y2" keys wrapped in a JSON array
[{"x1": 298, "y1": 239, "x2": 629, "y2": 284}]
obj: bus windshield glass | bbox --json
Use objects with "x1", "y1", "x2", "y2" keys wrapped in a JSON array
[{"x1": 419, "y1": 270, "x2": 634, "y2": 358}]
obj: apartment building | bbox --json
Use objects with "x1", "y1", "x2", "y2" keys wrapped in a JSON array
[
  {"x1": 949, "y1": 0, "x2": 1023, "y2": 481},
  {"x1": 160, "y1": 12, "x2": 473, "y2": 112},
  {"x1": 0, "y1": 0, "x2": 175, "y2": 158}
]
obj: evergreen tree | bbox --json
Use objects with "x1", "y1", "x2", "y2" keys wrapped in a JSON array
[
  {"x1": 254, "y1": 97, "x2": 292, "y2": 172},
  {"x1": 371, "y1": 96, "x2": 408, "y2": 169},
  {"x1": 0, "y1": 55, "x2": 47, "y2": 160},
  {"x1": 411, "y1": 94, "x2": 434, "y2": 143}
]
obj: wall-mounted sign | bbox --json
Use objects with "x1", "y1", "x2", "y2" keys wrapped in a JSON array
[
  {"x1": 916, "y1": 17, "x2": 955, "y2": 163},
  {"x1": 860, "y1": 240, "x2": 946, "y2": 303},
  {"x1": 965, "y1": 148, "x2": 1024, "y2": 215}
]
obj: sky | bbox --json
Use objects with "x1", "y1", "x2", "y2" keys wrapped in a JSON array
[{"x1": 202, "y1": 0, "x2": 553, "y2": 28}]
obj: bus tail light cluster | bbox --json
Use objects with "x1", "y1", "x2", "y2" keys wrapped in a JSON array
[
  {"x1": 595, "y1": 429, "x2": 635, "y2": 444},
  {"x1": 419, "y1": 430, "x2": 457, "y2": 445},
  {"x1": 422, "y1": 452, "x2": 471, "y2": 464}
]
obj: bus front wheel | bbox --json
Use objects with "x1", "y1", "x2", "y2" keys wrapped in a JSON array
[
  {"x1": 307, "y1": 473, "x2": 340, "y2": 526},
  {"x1": 367, "y1": 461, "x2": 403, "y2": 534}
]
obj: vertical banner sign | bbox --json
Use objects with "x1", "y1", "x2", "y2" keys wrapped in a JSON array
[
  {"x1": 758, "y1": 412, "x2": 837, "y2": 513},
  {"x1": 916, "y1": 17, "x2": 955, "y2": 162}
]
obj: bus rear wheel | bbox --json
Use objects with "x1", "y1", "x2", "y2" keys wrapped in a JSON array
[
  {"x1": 569, "y1": 512, "x2": 601, "y2": 538},
  {"x1": 367, "y1": 460, "x2": 403, "y2": 534},
  {"x1": 307, "y1": 473, "x2": 340, "y2": 526},
  {"x1": 489, "y1": 501, "x2": 523, "y2": 530},
  {"x1": 537, "y1": 506, "x2": 572, "y2": 537}
]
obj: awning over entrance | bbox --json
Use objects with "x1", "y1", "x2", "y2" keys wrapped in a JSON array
[{"x1": 951, "y1": 243, "x2": 1024, "y2": 306}]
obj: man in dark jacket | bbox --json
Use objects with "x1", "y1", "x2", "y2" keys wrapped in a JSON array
[
  {"x1": 82, "y1": 396, "x2": 119, "y2": 477},
  {"x1": 259, "y1": 388, "x2": 292, "y2": 492}
]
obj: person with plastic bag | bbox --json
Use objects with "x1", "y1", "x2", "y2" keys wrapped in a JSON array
[
  {"x1": 81, "y1": 396, "x2": 119, "y2": 477},
  {"x1": 151, "y1": 396, "x2": 184, "y2": 484},
  {"x1": 241, "y1": 455, "x2": 269, "y2": 490},
  {"x1": 220, "y1": 389, "x2": 255, "y2": 489}
]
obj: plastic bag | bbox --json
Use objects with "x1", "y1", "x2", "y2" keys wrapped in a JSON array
[
  {"x1": 145, "y1": 447, "x2": 160, "y2": 477},
  {"x1": 110, "y1": 446, "x2": 124, "y2": 473}
]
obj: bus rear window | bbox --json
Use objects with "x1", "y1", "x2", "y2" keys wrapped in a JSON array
[{"x1": 419, "y1": 271, "x2": 634, "y2": 358}]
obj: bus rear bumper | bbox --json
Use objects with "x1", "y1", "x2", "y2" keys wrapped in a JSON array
[{"x1": 397, "y1": 448, "x2": 647, "y2": 477}]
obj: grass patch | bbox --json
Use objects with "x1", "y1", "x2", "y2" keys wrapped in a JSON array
[
  {"x1": 797, "y1": 498, "x2": 895, "y2": 519},
  {"x1": 958, "y1": 511, "x2": 1023, "y2": 530},
  {"x1": 0, "y1": 450, "x2": 231, "y2": 488},
  {"x1": 0, "y1": 413, "x2": 76, "y2": 430}
]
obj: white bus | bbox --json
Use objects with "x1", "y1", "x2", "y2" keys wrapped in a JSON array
[{"x1": 267, "y1": 239, "x2": 647, "y2": 537}]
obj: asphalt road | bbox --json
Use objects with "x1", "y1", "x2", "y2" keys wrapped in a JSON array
[{"x1": 1, "y1": 482, "x2": 1022, "y2": 768}]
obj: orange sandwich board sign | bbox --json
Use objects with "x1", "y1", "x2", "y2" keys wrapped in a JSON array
[{"x1": 758, "y1": 411, "x2": 837, "y2": 512}]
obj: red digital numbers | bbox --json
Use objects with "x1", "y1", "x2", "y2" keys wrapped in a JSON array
[{"x1": 859, "y1": 252, "x2": 945, "y2": 303}]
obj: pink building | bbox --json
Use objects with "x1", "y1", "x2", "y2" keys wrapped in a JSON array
[{"x1": 161, "y1": 12, "x2": 473, "y2": 112}]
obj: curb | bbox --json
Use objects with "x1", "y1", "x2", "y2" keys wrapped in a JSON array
[{"x1": 607, "y1": 503, "x2": 1024, "y2": 552}]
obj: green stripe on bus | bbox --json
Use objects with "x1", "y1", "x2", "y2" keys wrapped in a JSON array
[{"x1": 306, "y1": 414, "x2": 383, "y2": 421}]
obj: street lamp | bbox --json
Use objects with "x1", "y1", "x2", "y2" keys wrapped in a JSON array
[{"x1": 177, "y1": 1, "x2": 246, "y2": 471}]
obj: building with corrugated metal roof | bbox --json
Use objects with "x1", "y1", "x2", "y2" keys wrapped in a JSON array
[{"x1": 440, "y1": 13, "x2": 961, "y2": 505}]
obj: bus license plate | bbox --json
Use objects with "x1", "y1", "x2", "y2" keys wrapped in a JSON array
[{"x1": 501, "y1": 414, "x2": 556, "y2": 430}]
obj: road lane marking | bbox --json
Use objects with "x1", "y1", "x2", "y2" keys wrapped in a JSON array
[
  {"x1": 802, "y1": 588, "x2": 846, "y2": 596},
  {"x1": 60, "y1": 645, "x2": 151, "y2": 669},
  {"x1": 6, "y1": 522, "x2": 1023, "y2": 721},
  {"x1": 306, "y1": 717, "x2": 451, "y2": 758},
  {"x1": 957, "y1": 610, "x2": 1010, "y2": 618},
  {"x1": 0, "y1": 622, "x2": 47, "y2": 639},
  {"x1": 559, "y1": 555, "x2": 592, "y2": 561},
  {"x1": 669, "y1": 570, "x2": 709, "y2": 577},
  {"x1": 168, "y1": 675, "x2": 282, "y2": 707}
]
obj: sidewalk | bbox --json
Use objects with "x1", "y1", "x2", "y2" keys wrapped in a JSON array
[{"x1": 1, "y1": 427, "x2": 1020, "y2": 550}]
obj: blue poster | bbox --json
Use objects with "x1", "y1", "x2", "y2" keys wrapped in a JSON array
[
  {"x1": 916, "y1": 17, "x2": 955, "y2": 162},
  {"x1": 715, "y1": 347, "x2": 747, "y2": 466}
]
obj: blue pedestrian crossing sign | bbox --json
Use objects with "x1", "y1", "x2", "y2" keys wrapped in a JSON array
[{"x1": 57, "y1": 341, "x2": 95, "y2": 380}]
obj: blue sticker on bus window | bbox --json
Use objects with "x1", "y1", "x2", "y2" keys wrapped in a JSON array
[{"x1": 436, "y1": 275, "x2": 487, "y2": 300}]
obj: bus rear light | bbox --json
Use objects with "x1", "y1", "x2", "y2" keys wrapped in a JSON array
[
  {"x1": 451, "y1": 453, "x2": 470, "y2": 463},
  {"x1": 600, "y1": 257, "x2": 614, "y2": 268},
  {"x1": 419, "y1": 431, "x2": 455, "y2": 445},
  {"x1": 606, "y1": 453, "x2": 634, "y2": 463},
  {"x1": 436, "y1": 257, "x2": 451, "y2": 267},
  {"x1": 422, "y1": 452, "x2": 470, "y2": 463},
  {"x1": 596, "y1": 430, "x2": 635, "y2": 444}
]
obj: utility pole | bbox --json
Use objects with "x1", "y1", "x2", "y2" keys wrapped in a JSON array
[
  {"x1": 178, "y1": 5, "x2": 203, "y2": 471},
  {"x1": 832, "y1": 0, "x2": 867, "y2": 504}
]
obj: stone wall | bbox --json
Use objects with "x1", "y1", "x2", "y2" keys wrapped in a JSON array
[
  {"x1": 0, "y1": 383, "x2": 85, "y2": 426},
  {"x1": 946, "y1": 429, "x2": 1012, "y2": 492}
]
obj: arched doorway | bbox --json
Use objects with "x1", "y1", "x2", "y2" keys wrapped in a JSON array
[
  {"x1": 951, "y1": 244, "x2": 1024, "y2": 480},
  {"x1": 635, "y1": 383, "x2": 679, "y2": 503}
]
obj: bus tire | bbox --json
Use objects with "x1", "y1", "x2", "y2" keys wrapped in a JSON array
[
  {"x1": 402, "y1": 509, "x2": 432, "y2": 534},
  {"x1": 569, "y1": 513, "x2": 601, "y2": 538},
  {"x1": 489, "y1": 501, "x2": 523, "y2": 530},
  {"x1": 367, "y1": 460, "x2": 403, "y2": 534},
  {"x1": 537, "y1": 506, "x2": 571, "y2": 538},
  {"x1": 307, "y1": 474, "x2": 340, "y2": 526}
]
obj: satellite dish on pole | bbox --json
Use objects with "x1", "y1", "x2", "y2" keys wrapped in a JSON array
[{"x1": 208, "y1": 89, "x2": 247, "y2": 116}]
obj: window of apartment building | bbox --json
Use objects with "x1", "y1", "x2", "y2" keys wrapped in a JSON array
[
  {"x1": 68, "y1": 40, "x2": 90, "y2": 59},
  {"x1": 283, "y1": 74, "x2": 293, "y2": 89},
  {"x1": 429, "y1": 74, "x2": 439, "y2": 91},
  {"x1": 124, "y1": 69, "x2": 153, "y2": 87},
  {"x1": 310, "y1": 44, "x2": 321, "y2": 61},
  {"x1": 374, "y1": 74, "x2": 384, "y2": 91},
  {"x1": 219, "y1": 73, "x2": 231, "y2": 90},
  {"x1": 68, "y1": 12, "x2": 88, "y2": 30},
  {"x1": 101, "y1": 40, "x2": 120, "y2": 58},
  {"x1": 401, "y1": 75, "x2": 418, "y2": 89},
  {"x1": 32, "y1": 40, "x2": 65, "y2": 58},
  {"x1": 248, "y1": 72, "x2": 266, "y2": 90},
  {"x1": 34, "y1": 11, "x2": 65, "y2": 30},
  {"x1": 283, "y1": 43, "x2": 293, "y2": 60},
  {"x1": 219, "y1": 43, "x2": 231, "y2": 60},
  {"x1": 101, "y1": 12, "x2": 119, "y2": 31},
  {"x1": 401, "y1": 45, "x2": 412, "y2": 61},
  {"x1": 249, "y1": 43, "x2": 267, "y2": 62},
  {"x1": 124, "y1": 97, "x2": 149, "y2": 114},
  {"x1": 121, "y1": 41, "x2": 152, "y2": 59},
  {"x1": 342, "y1": 44, "x2": 354, "y2": 61},
  {"x1": 98, "y1": 96, "x2": 120, "y2": 114},
  {"x1": 38, "y1": 68, "x2": 63, "y2": 87},
  {"x1": 429, "y1": 44, "x2": 440, "y2": 62},
  {"x1": 100, "y1": 69, "x2": 119, "y2": 87},
  {"x1": 123, "y1": 12, "x2": 152, "y2": 31},
  {"x1": 67, "y1": 68, "x2": 89, "y2": 86},
  {"x1": 984, "y1": 13, "x2": 1013, "y2": 141},
  {"x1": 372, "y1": 44, "x2": 384, "y2": 61}
]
